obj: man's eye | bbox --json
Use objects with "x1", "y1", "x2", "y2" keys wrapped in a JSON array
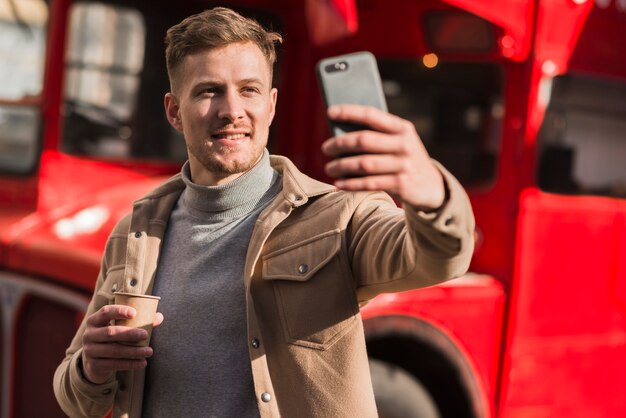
[
  {"x1": 243, "y1": 87, "x2": 259, "y2": 94},
  {"x1": 200, "y1": 87, "x2": 219, "y2": 96}
]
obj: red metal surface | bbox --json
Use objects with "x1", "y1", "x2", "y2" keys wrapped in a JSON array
[
  {"x1": 441, "y1": 0, "x2": 534, "y2": 61},
  {"x1": 1, "y1": 151, "x2": 173, "y2": 290},
  {"x1": 305, "y1": 0, "x2": 358, "y2": 46},
  {"x1": 568, "y1": 1, "x2": 626, "y2": 78},
  {"x1": 533, "y1": 0, "x2": 593, "y2": 74},
  {"x1": 499, "y1": 188, "x2": 626, "y2": 417},
  {"x1": 42, "y1": 0, "x2": 71, "y2": 153},
  {"x1": 362, "y1": 275, "x2": 506, "y2": 418},
  {"x1": 495, "y1": 4, "x2": 626, "y2": 416}
]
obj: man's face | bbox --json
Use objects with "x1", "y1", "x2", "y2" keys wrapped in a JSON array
[{"x1": 165, "y1": 42, "x2": 277, "y2": 185}]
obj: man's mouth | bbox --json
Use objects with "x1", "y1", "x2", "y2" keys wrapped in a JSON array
[
  {"x1": 212, "y1": 133, "x2": 250, "y2": 140},
  {"x1": 211, "y1": 132, "x2": 250, "y2": 141}
]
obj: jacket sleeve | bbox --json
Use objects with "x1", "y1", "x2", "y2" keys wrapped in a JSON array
[
  {"x1": 53, "y1": 216, "x2": 131, "y2": 418},
  {"x1": 350, "y1": 161, "x2": 475, "y2": 302}
]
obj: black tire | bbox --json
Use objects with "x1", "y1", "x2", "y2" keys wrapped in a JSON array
[{"x1": 370, "y1": 358, "x2": 440, "y2": 418}]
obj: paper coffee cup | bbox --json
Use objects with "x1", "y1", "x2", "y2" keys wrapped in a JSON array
[{"x1": 114, "y1": 292, "x2": 160, "y2": 346}]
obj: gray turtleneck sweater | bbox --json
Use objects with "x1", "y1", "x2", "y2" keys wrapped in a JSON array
[{"x1": 142, "y1": 150, "x2": 282, "y2": 417}]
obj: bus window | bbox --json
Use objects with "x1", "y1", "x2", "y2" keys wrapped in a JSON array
[
  {"x1": 60, "y1": 1, "x2": 282, "y2": 163},
  {"x1": 378, "y1": 60, "x2": 503, "y2": 188},
  {"x1": 60, "y1": 2, "x2": 168, "y2": 159},
  {"x1": 0, "y1": 0, "x2": 47, "y2": 100},
  {"x1": 537, "y1": 75, "x2": 626, "y2": 198},
  {"x1": 0, "y1": 0, "x2": 48, "y2": 174}
]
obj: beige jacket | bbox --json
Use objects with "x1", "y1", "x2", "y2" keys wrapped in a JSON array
[{"x1": 54, "y1": 155, "x2": 474, "y2": 418}]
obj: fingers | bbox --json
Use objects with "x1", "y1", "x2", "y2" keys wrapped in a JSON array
[
  {"x1": 81, "y1": 329, "x2": 153, "y2": 384},
  {"x1": 322, "y1": 105, "x2": 446, "y2": 209},
  {"x1": 83, "y1": 323, "x2": 149, "y2": 345},
  {"x1": 84, "y1": 305, "x2": 148, "y2": 346},
  {"x1": 87, "y1": 304, "x2": 136, "y2": 328},
  {"x1": 84, "y1": 342, "x2": 153, "y2": 361},
  {"x1": 154, "y1": 312, "x2": 164, "y2": 327},
  {"x1": 80, "y1": 304, "x2": 162, "y2": 384},
  {"x1": 327, "y1": 104, "x2": 409, "y2": 134},
  {"x1": 332, "y1": 174, "x2": 406, "y2": 194},
  {"x1": 322, "y1": 105, "x2": 419, "y2": 160},
  {"x1": 322, "y1": 130, "x2": 408, "y2": 158},
  {"x1": 325, "y1": 154, "x2": 408, "y2": 179},
  {"x1": 82, "y1": 355, "x2": 150, "y2": 384},
  {"x1": 322, "y1": 124, "x2": 421, "y2": 182}
]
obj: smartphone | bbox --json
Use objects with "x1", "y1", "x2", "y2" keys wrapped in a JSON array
[{"x1": 316, "y1": 51, "x2": 388, "y2": 138}]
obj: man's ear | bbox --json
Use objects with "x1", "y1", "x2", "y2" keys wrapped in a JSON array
[{"x1": 164, "y1": 93, "x2": 183, "y2": 132}]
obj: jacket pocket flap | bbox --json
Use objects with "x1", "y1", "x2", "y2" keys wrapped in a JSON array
[{"x1": 263, "y1": 230, "x2": 341, "y2": 281}]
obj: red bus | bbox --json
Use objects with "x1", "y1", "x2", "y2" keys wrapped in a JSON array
[{"x1": 1, "y1": 0, "x2": 625, "y2": 417}]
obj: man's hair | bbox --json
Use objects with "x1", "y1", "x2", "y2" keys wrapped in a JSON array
[{"x1": 165, "y1": 7, "x2": 282, "y2": 90}]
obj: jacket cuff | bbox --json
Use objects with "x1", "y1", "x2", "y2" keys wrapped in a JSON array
[
  {"x1": 70, "y1": 350, "x2": 118, "y2": 403},
  {"x1": 402, "y1": 160, "x2": 475, "y2": 259}
]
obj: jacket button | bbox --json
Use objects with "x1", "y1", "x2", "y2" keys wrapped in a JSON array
[
  {"x1": 251, "y1": 339, "x2": 260, "y2": 349},
  {"x1": 261, "y1": 392, "x2": 271, "y2": 402},
  {"x1": 298, "y1": 264, "x2": 309, "y2": 274},
  {"x1": 129, "y1": 279, "x2": 138, "y2": 287},
  {"x1": 134, "y1": 231, "x2": 142, "y2": 238}
]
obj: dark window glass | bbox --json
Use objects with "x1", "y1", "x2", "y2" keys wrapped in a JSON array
[
  {"x1": 537, "y1": 74, "x2": 626, "y2": 198},
  {"x1": 16, "y1": 296, "x2": 81, "y2": 417},
  {"x1": 378, "y1": 59, "x2": 503, "y2": 187}
]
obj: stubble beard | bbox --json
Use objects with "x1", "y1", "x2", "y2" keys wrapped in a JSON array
[{"x1": 187, "y1": 139, "x2": 262, "y2": 176}]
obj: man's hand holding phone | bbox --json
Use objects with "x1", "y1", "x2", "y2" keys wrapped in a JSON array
[{"x1": 322, "y1": 104, "x2": 446, "y2": 212}]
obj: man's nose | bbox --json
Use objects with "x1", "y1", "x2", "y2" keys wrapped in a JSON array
[{"x1": 218, "y1": 90, "x2": 245, "y2": 121}]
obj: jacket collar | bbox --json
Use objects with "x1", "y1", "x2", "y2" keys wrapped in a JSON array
[
  {"x1": 269, "y1": 155, "x2": 337, "y2": 207},
  {"x1": 134, "y1": 154, "x2": 337, "y2": 210}
]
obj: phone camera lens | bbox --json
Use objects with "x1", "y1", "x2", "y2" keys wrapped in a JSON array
[{"x1": 324, "y1": 61, "x2": 349, "y2": 73}]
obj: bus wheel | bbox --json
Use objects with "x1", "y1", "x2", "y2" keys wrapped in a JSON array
[{"x1": 370, "y1": 358, "x2": 440, "y2": 418}]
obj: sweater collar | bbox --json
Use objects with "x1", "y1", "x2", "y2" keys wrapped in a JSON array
[
  {"x1": 134, "y1": 153, "x2": 338, "y2": 209},
  {"x1": 179, "y1": 149, "x2": 279, "y2": 217}
]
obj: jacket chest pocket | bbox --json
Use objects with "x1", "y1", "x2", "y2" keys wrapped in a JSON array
[{"x1": 262, "y1": 230, "x2": 359, "y2": 350}]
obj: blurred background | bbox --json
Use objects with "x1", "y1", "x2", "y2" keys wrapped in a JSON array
[{"x1": 0, "y1": 0, "x2": 625, "y2": 417}]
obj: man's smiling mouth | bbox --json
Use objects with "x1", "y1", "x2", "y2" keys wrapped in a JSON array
[{"x1": 211, "y1": 132, "x2": 250, "y2": 140}]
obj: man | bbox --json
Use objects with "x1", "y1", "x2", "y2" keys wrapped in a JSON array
[{"x1": 54, "y1": 7, "x2": 474, "y2": 418}]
